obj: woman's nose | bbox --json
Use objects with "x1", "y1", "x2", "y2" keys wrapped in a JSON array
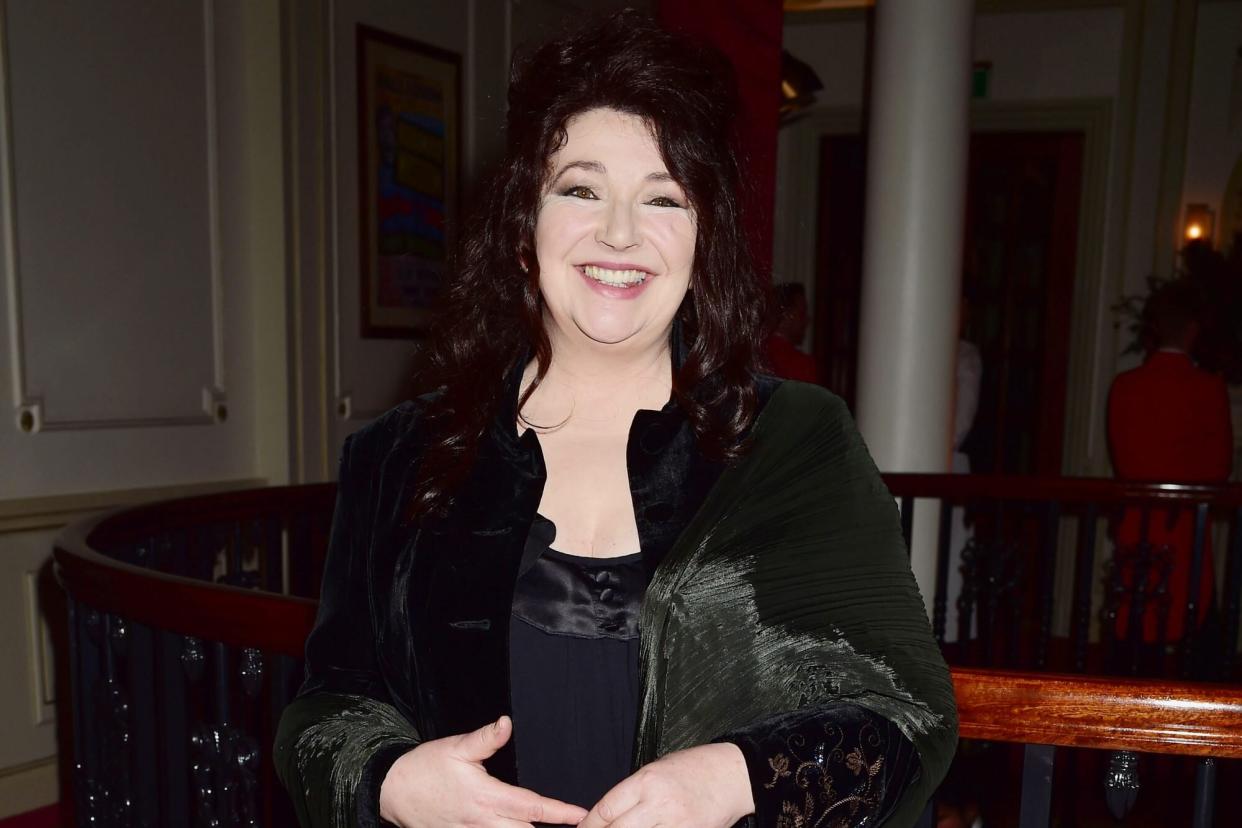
[{"x1": 596, "y1": 200, "x2": 639, "y2": 250}]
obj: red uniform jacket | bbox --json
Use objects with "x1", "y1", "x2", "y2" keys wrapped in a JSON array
[
  {"x1": 765, "y1": 334, "x2": 818, "y2": 384},
  {"x1": 1107, "y1": 351, "x2": 1234, "y2": 642}
]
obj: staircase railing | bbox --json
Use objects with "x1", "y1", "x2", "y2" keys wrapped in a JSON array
[{"x1": 54, "y1": 480, "x2": 1242, "y2": 826}]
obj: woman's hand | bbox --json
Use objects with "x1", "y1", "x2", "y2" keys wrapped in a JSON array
[
  {"x1": 379, "y1": 715, "x2": 589, "y2": 827},
  {"x1": 578, "y1": 743, "x2": 754, "y2": 828}
]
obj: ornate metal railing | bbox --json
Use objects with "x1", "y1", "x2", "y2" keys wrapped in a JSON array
[
  {"x1": 54, "y1": 486, "x2": 333, "y2": 827},
  {"x1": 886, "y1": 474, "x2": 1242, "y2": 680},
  {"x1": 54, "y1": 479, "x2": 1242, "y2": 826}
]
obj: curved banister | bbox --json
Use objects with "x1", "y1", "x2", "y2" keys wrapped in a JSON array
[
  {"x1": 952, "y1": 668, "x2": 1242, "y2": 758},
  {"x1": 53, "y1": 481, "x2": 1242, "y2": 752},
  {"x1": 55, "y1": 513, "x2": 317, "y2": 657},
  {"x1": 53, "y1": 485, "x2": 332, "y2": 658},
  {"x1": 884, "y1": 473, "x2": 1242, "y2": 507}
]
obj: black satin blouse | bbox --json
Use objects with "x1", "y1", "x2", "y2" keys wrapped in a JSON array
[{"x1": 509, "y1": 514, "x2": 647, "y2": 813}]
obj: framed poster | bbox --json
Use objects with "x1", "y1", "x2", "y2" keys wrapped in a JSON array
[{"x1": 357, "y1": 24, "x2": 460, "y2": 338}]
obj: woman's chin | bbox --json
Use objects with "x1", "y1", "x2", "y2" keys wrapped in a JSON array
[{"x1": 572, "y1": 318, "x2": 645, "y2": 348}]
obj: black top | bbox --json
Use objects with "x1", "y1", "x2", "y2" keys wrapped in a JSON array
[{"x1": 509, "y1": 514, "x2": 648, "y2": 812}]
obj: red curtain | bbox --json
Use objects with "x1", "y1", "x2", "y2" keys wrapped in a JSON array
[{"x1": 655, "y1": 0, "x2": 783, "y2": 279}]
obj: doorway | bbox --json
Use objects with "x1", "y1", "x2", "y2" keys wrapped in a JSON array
[{"x1": 812, "y1": 130, "x2": 1084, "y2": 476}]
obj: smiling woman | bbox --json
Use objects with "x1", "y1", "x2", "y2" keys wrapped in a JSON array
[
  {"x1": 536, "y1": 109, "x2": 696, "y2": 348},
  {"x1": 272, "y1": 10, "x2": 956, "y2": 828}
]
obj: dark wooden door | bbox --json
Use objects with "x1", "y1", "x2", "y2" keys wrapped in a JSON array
[
  {"x1": 813, "y1": 130, "x2": 1083, "y2": 476},
  {"x1": 960, "y1": 132, "x2": 1082, "y2": 475}
]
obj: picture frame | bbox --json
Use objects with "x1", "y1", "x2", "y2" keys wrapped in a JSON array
[{"x1": 356, "y1": 24, "x2": 460, "y2": 339}]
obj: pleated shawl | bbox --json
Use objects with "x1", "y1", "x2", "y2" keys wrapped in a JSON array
[{"x1": 634, "y1": 382, "x2": 957, "y2": 827}]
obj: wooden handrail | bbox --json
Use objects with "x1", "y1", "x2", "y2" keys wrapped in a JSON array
[
  {"x1": 953, "y1": 668, "x2": 1242, "y2": 758},
  {"x1": 55, "y1": 511, "x2": 317, "y2": 658},
  {"x1": 885, "y1": 473, "x2": 1242, "y2": 507}
]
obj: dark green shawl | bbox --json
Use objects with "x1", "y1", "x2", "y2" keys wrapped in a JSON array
[
  {"x1": 275, "y1": 382, "x2": 956, "y2": 827},
  {"x1": 635, "y1": 382, "x2": 956, "y2": 826}
]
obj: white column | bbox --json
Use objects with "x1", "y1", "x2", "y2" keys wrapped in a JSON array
[{"x1": 855, "y1": 0, "x2": 973, "y2": 606}]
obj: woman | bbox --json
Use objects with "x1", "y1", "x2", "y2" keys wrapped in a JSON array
[{"x1": 275, "y1": 12, "x2": 956, "y2": 828}]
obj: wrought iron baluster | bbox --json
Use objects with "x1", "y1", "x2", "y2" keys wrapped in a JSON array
[
  {"x1": 933, "y1": 499, "x2": 952, "y2": 645},
  {"x1": 900, "y1": 495, "x2": 914, "y2": 553},
  {"x1": 213, "y1": 641, "x2": 233, "y2": 823},
  {"x1": 1018, "y1": 743, "x2": 1055, "y2": 828},
  {"x1": 1036, "y1": 501, "x2": 1060, "y2": 670},
  {"x1": 184, "y1": 636, "x2": 217, "y2": 827},
  {"x1": 1073, "y1": 505, "x2": 1098, "y2": 672},
  {"x1": 157, "y1": 632, "x2": 191, "y2": 824},
  {"x1": 1192, "y1": 756, "x2": 1216, "y2": 828},
  {"x1": 1182, "y1": 502, "x2": 1210, "y2": 679},
  {"x1": 1104, "y1": 750, "x2": 1140, "y2": 819},
  {"x1": 262, "y1": 516, "x2": 283, "y2": 594},
  {"x1": 99, "y1": 613, "x2": 133, "y2": 827},
  {"x1": 982, "y1": 501, "x2": 1004, "y2": 663},
  {"x1": 238, "y1": 648, "x2": 264, "y2": 826},
  {"x1": 68, "y1": 601, "x2": 103, "y2": 827},
  {"x1": 1224, "y1": 507, "x2": 1242, "y2": 678},
  {"x1": 1128, "y1": 506, "x2": 1154, "y2": 675},
  {"x1": 127, "y1": 621, "x2": 158, "y2": 828}
]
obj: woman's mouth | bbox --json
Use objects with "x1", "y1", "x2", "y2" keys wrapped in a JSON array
[{"x1": 579, "y1": 264, "x2": 649, "y2": 288}]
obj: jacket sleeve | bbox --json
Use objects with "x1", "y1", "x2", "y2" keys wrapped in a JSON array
[
  {"x1": 716, "y1": 703, "x2": 921, "y2": 827},
  {"x1": 273, "y1": 426, "x2": 422, "y2": 828}
]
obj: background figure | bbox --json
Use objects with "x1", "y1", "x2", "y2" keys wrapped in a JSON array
[
  {"x1": 944, "y1": 329, "x2": 982, "y2": 643},
  {"x1": 1107, "y1": 279, "x2": 1233, "y2": 670},
  {"x1": 765, "y1": 281, "x2": 818, "y2": 383}
]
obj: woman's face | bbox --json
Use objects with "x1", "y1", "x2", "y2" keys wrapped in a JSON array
[{"x1": 534, "y1": 108, "x2": 696, "y2": 353}]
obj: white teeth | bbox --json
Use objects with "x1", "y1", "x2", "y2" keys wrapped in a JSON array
[{"x1": 582, "y1": 265, "x2": 647, "y2": 287}]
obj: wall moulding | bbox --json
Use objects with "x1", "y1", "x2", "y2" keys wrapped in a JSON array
[
  {"x1": 0, "y1": 477, "x2": 264, "y2": 535},
  {"x1": 0, "y1": 756, "x2": 56, "y2": 820},
  {"x1": 0, "y1": 1, "x2": 228, "y2": 435}
]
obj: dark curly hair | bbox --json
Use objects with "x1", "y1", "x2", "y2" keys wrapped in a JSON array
[{"x1": 410, "y1": 10, "x2": 769, "y2": 517}]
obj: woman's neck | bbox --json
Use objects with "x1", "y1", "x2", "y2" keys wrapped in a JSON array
[{"x1": 519, "y1": 330, "x2": 673, "y2": 432}]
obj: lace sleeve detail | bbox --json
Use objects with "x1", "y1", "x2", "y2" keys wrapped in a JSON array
[{"x1": 716, "y1": 703, "x2": 921, "y2": 827}]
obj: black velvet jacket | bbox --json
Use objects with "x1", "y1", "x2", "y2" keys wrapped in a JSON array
[{"x1": 274, "y1": 364, "x2": 949, "y2": 827}]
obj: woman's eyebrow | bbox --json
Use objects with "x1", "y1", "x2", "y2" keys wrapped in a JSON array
[
  {"x1": 549, "y1": 161, "x2": 677, "y2": 186},
  {"x1": 551, "y1": 160, "x2": 604, "y2": 185}
]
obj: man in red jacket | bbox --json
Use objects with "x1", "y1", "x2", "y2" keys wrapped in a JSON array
[{"x1": 1107, "y1": 281, "x2": 1234, "y2": 660}]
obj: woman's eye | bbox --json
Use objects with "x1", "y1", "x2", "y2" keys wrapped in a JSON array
[
  {"x1": 561, "y1": 185, "x2": 597, "y2": 199},
  {"x1": 647, "y1": 195, "x2": 685, "y2": 208}
]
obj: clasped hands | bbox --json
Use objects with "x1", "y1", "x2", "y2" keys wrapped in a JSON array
[{"x1": 379, "y1": 715, "x2": 755, "y2": 827}]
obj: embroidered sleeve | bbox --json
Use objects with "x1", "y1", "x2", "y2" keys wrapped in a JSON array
[
  {"x1": 275, "y1": 692, "x2": 421, "y2": 828},
  {"x1": 716, "y1": 703, "x2": 921, "y2": 828}
]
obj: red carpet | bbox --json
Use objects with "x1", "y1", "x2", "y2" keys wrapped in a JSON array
[{"x1": 0, "y1": 805, "x2": 59, "y2": 828}]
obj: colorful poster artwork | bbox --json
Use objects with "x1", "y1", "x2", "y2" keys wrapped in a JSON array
[
  {"x1": 357, "y1": 25, "x2": 458, "y2": 338},
  {"x1": 374, "y1": 65, "x2": 446, "y2": 313}
]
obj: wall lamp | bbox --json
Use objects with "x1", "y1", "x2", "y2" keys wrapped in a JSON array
[{"x1": 1183, "y1": 203, "x2": 1215, "y2": 246}]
